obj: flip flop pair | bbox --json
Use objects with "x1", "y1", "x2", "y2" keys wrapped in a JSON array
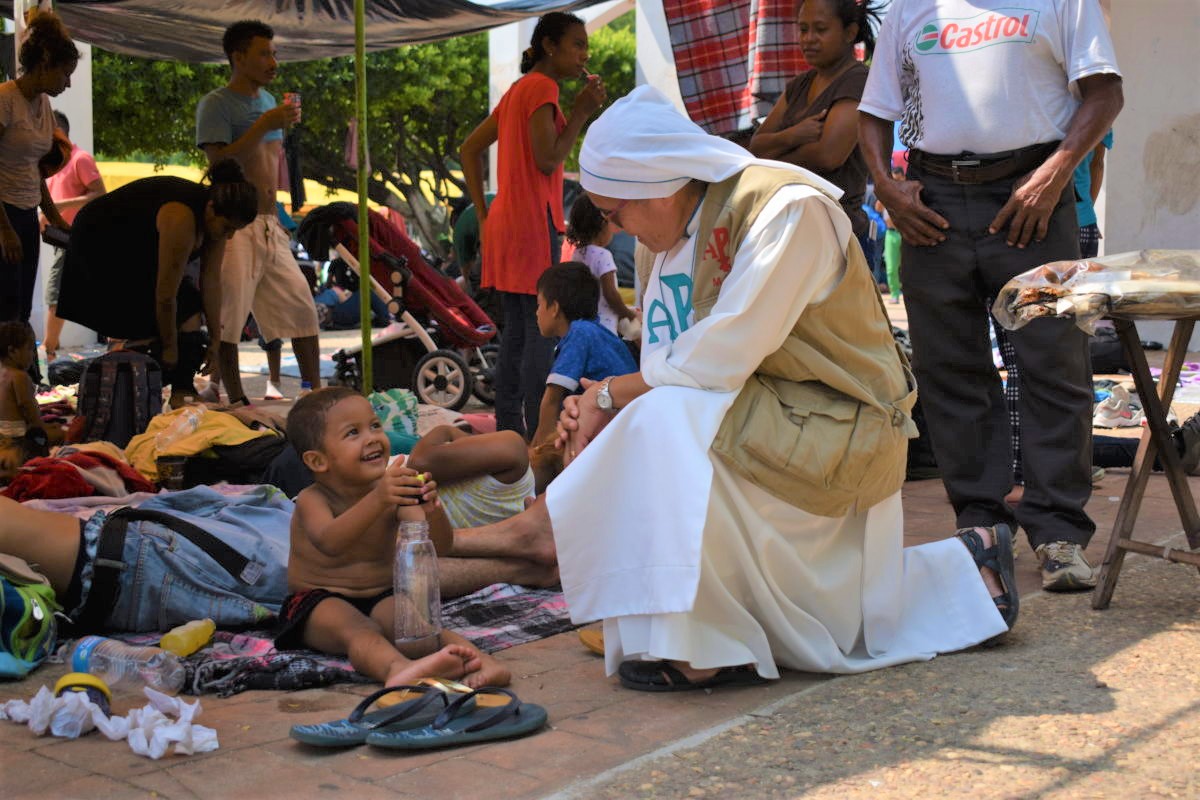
[{"x1": 290, "y1": 683, "x2": 547, "y2": 750}]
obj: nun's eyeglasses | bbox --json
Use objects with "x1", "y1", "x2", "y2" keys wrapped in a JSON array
[{"x1": 598, "y1": 199, "x2": 629, "y2": 225}]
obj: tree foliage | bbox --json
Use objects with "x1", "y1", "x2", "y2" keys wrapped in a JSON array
[{"x1": 91, "y1": 12, "x2": 636, "y2": 250}]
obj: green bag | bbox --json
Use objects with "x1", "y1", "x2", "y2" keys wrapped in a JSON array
[
  {"x1": 0, "y1": 554, "x2": 61, "y2": 679},
  {"x1": 369, "y1": 388, "x2": 420, "y2": 454}
]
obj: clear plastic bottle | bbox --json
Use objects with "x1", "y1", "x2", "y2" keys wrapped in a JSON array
[
  {"x1": 154, "y1": 406, "x2": 206, "y2": 452},
  {"x1": 69, "y1": 635, "x2": 186, "y2": 694},
  {"x1": 159, "y1": 618, "x2": 215, "y2": 657},
  {"x1": 393, "y1": 520, "x2": 443, "y2": 659}
]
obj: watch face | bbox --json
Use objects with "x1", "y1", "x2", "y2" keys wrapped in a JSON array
[{"x1": 597, "y1": 389, "x2": 612, "y2": 410}]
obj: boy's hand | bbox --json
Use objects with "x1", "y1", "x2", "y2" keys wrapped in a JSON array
[{"x1": 375, "y1": 460, "x2": 426, "y2": 508}]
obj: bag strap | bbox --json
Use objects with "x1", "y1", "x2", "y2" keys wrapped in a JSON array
[
  {"x1": 107, "y1": 507, "x2": 265, "y2": 586},
  {"x1": 87, "y1": 358, "x2": 119, "y2": 441},
  {"x1": 130, "y1": 358, "x2": 151, "y2": 434}
]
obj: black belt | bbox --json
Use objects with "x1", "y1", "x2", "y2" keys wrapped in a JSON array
[
  {"x1": 72, "y1": 507, "x2": 265, "y2": 634},
  {"x1": 909, "y1": 142, "x2": 1060, "y2": 185}
]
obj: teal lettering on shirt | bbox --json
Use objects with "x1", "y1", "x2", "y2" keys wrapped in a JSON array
[
  {"x1": 645, "y1": 299, "x2": 677, "y2": 345},
  {"x1": 645, "y1": 273, "x2": 694, "y2": 345}
]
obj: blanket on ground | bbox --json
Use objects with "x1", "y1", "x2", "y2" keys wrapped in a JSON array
[
  {"x1": 97, "y1": 583, "x2": 575, "y2": 696},
  {"x1": 3, "y1": 450, "x2": 156, "y2": 500}
]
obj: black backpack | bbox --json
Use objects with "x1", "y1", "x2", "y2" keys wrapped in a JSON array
[
  {"x1": 1089, "y1": 327, "x2": 1129, "y2": 374},
  {"x1": 76, "y1": 351, "x2": 163, "y2": 448}
]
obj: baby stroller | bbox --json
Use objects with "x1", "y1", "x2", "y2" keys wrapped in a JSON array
[{"x1": 297, "y1": 203, "x2": 498, "y2": 410}]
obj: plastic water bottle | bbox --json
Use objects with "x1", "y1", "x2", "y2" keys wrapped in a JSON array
[
  {"x1": 154, "y1": 406, "x2": 206, "y2": 452},
  {"x1": 393, "y1": 520, "x2": 443, "y2": 659},
  {"x1": 159, "y1": 618, "x2": 215, "y2": 657},
  {"x1": 69, "y1": 635, "x2": 186, "y2": 695}
]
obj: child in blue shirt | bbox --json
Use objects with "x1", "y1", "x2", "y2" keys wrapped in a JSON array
[{"x1": 530, "y1": 262, "x2": 638, "y2": 490}]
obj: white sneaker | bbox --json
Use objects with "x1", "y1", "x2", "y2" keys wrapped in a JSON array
[
  {"x1": 1093, "y1": 385, "x2": 1145, "y2": 428},
  {"x1": 263, "y1": 381, "x2": 286, "y2": 401}
]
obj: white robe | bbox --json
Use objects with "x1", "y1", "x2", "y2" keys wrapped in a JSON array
[{"x1": 546, "y1": 184, "x2": 1006, "y2": 678}]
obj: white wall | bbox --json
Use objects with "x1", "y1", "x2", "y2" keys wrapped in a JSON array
[{"x1": 1104, "y1": 0, "x2": 1200, "y2": 347}]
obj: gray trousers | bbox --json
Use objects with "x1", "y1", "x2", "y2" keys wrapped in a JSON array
[{"x1": 902, "y1": 163, "x2": 1095, "y2": 548}]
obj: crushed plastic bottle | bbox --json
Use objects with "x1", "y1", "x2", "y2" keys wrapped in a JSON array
[
  {"x1": 70, "y1": 636, "x2": 186, "y2": 695},
  {"x1": 154, "y1": 406, "x2": 206, "y2": 452}
]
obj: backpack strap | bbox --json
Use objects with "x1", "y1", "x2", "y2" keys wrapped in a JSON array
[
  {"x1": 86, "y1": 358, "x2": 119, "y2": 442},
  {"x1": 129, "y1": 358, "x2": 151, "y2": 435}
]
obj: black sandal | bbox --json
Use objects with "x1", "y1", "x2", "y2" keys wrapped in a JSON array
[
  {"x1": 617, "y1": 661, "x2": 770, "y2": 692},
  {"x1": 955, "y1": 523, "x2": 1019, "y2": 634}
]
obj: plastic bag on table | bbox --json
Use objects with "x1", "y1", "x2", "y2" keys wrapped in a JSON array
[{"x1": 993, "y1": 250, "x2": 1200, "y2": 334}]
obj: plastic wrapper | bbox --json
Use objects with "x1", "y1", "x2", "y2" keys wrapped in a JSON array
[
  {"x1": 993, "y1": 250, "x2": 1200, "y2": 334},
  {"x1": 0, "y1": 685, "x2": 217, "y2": 758}
]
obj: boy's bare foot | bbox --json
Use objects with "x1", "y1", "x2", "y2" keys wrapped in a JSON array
[
  {"x1": 385, "y1": 644, "x2": 481, "y2": 687},
  {"x1": 461, "y1": 652, "x2": 511, "y2": 689}
]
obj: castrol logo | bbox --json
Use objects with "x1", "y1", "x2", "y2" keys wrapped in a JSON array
[{"x1": 915, "y1": 9, "x2": 1039, "y2": 54}]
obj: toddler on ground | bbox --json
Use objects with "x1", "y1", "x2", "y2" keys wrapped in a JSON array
[
  {"x1": 0, "y1": 322, "x2": 47, "y2": 441},
  {"x1": 278, "y1": 386, "x2": 510, "y2": 688}
]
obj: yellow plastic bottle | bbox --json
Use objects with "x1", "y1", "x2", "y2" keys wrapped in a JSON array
[{"x1": 159, "y1": 618, "x2": 215, "y2": 657}]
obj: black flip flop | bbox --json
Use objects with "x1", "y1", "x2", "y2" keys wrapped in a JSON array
[{"x1": 618, "y1": 661, "x2": 769, "y2": 692}]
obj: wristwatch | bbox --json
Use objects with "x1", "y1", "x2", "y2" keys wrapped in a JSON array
[{"x1": 596, "y1": 377, "x2": 616, "y2": 411}]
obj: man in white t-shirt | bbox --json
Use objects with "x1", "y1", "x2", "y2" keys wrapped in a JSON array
[{"x1": 859, "y1": 0, "x2": 1123, "y2": 592}]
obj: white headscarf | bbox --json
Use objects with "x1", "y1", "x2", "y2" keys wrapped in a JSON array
[{"x1": 579, "y1": 85, "x2": 843, "y2": 201}]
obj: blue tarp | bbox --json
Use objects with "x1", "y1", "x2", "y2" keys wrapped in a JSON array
[{"x1": 0, "y1": 0, "x2": 610, "y2": 62}]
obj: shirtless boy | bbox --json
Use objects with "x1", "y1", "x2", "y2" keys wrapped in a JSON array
[{"x1": 280, "y1": 387, "x2": 510, "y2": 688}]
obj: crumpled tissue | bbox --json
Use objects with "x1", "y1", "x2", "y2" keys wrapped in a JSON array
[{"x1": 0, "y1": 685, "x2": 218, "y2": 758}]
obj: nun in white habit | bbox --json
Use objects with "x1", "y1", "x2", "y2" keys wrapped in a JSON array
[{"x1": 454, "y1": 86, "x2": 1016, "y2": 691}]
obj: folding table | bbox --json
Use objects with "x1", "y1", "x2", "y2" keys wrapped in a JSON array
[{"x1": 1092, "y1": 314, "x2": 1200, "y2": 608}]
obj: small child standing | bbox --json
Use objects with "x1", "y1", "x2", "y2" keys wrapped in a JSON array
[
  {"x1": 530, "y1": 263, "x2": 638, "y2": 489},
  {"x1": 279, "y1": 387, "x2": 510, "y2": 688},
  {"x1": 0, "y1": 322, "x2": 47, "y2": 440},
  {"x1": 564, "y1": 195, "x2": 636, "y2": 336}
]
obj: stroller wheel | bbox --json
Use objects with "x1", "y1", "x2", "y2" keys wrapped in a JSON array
[
  {"x1": 468, "y1": 344, "x2": 499, "y2": 405},
  {"x1": 413, "y1": 349, "x2": 472, "y2": 411}
]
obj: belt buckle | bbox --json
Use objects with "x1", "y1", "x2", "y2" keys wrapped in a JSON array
[{"x1": 950, "y1": 158, "x2": 981, "y2": 183}]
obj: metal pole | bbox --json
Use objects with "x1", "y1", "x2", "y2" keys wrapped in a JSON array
[{"x1": 355, "y1": 0, "x2": 372, "y2": 394}]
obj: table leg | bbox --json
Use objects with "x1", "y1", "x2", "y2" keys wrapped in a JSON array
[{"x1": 1093, "y1": 318, "x2": 1200, "y2": 609}]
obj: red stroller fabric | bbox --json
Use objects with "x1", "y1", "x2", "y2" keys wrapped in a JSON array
[{"x1": 330, "y1": 210, "x2": 497, "y2": 349}]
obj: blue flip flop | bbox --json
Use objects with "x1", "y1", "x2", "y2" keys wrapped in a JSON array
[
  {"x1": 364, "y1": 687, "x2": 548, "y2": 750},
  {"x1": 290, "y1": 684, "x2": 462, "y2": 747}
]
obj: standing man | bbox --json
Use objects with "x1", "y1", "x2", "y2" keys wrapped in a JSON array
[
  {"x1": 43, "y1": 110, "x2": 105, "y2": 360},
  {"x1": 196, "y1": 20, "x2": 320, "y2": 406},
  {"x1": 859, "y1": 0, "x2": 1123, "y2": 591}
]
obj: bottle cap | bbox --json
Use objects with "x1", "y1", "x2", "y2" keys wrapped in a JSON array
[{"x1": 55, "y1": 672, "x2": 113, "y2": 717}]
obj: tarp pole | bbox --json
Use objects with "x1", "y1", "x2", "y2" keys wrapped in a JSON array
[{"x1": 355, "y1": 0, "x2": 372, "y2": 394}]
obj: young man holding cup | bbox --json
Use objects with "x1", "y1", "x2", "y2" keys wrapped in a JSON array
[{"x1": 195, "y1": 20, "x2": 320, "y2": 406}]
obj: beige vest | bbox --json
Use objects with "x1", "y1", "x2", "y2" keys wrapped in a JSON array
[{"x1": 644, "y1": 166, "x2": 916, "y2": 517}]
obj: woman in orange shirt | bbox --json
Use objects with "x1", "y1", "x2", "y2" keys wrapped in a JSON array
[{"x1": 461, "y1": 12, "x2": 606, "y2": 438}]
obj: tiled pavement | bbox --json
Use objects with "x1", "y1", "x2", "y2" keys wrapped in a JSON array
[{"x1": 2, "y1": 312, "x2": 1197, "y2": 799}]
